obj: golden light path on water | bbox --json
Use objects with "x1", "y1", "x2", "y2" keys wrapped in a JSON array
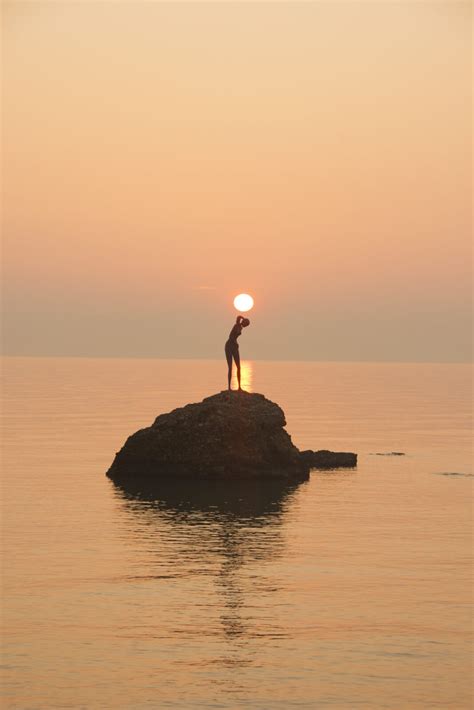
[{"x1": 237, "y1": 360, "x2": 253, "y2": 392}]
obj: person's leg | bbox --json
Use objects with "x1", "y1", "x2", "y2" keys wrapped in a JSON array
[
  {"x1": 234, "y1": 349, "x2": 241, "y2": 390},
  {"x1": 225, "y1": 346, "x2": 233, "y2": 389}
]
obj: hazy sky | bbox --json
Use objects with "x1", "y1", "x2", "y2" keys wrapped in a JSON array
[{"x1": 2, "y1": 1, "x2": 472, "y2": 361}]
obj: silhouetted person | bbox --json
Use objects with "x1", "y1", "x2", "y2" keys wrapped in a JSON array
[{"x1": 225, "y1": 315, "x2": 250, "y2": 390}]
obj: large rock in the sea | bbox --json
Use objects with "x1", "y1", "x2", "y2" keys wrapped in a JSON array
[{"x1": 107, "y1": 391, "x2": 309, "y2": 482}]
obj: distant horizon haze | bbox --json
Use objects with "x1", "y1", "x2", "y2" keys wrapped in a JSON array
[
  {"x1": 2, "y1": 1, "x2": 472, "y2": 363},
  {"x1": 2, "y1": 356, "x2": 473, "y2": 367}
]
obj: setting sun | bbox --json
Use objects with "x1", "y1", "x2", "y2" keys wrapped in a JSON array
[{"x1": 233, "y1": 293, "x2": 254, "y2": 312}]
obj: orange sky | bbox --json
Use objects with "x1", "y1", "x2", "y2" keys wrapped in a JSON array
[{"x1": 2, "y1": 1, "x2": 472, "y2": 360}]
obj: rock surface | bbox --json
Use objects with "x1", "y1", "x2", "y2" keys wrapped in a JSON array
[
  {"x1": 106, "y1": 391, "x2": 356, "y2": 482},
  {"x1": 299, "y1": 449, "x2": 357, "y2": 469}
]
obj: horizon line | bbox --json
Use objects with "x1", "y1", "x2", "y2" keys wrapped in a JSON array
[{"x1": 1, "y1": 354, "x2": 472, "y2": 365}]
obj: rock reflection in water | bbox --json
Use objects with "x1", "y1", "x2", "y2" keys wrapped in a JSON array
[{"x1": 112, "y1": 478, "x2": 305, "y2": 644}]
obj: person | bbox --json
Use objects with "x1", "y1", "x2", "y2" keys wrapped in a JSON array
[{"x1": 225, "y1": 315, "x2": 250, "y2": 390}]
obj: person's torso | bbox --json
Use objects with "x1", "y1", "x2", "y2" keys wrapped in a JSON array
[{"x1": 228, "y1": 324, "x2": 242, "y2": 343}]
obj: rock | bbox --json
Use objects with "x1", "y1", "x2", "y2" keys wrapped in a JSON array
[
  {"x1": 107, "y1": 391, "x2": 310, "y2": 482},
  {"x1": 299, "y1": 449, "x2": 357, "y2": 469}
]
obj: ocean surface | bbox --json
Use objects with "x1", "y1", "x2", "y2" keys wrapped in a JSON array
[{"x1": 1, "y1": 358, "x2": 472, "y2": 709}]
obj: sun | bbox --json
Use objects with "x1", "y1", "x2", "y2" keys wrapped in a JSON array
[{"x1": 233, "y1": 293, "x2": 254, "y2": 312}]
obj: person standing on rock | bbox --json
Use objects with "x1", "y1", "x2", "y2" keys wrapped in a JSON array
[{"x1": 225, "y1": 315, "x2": 250, "y2": 390}]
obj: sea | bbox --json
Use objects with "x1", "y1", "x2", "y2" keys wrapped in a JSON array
[{"x1": 1, "y1": 358, "x2": 472, "y2": 709}]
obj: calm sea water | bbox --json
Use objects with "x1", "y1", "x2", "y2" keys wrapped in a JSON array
[{"x1": 1, "y1": 358, "x2": 472, "y2": 709}]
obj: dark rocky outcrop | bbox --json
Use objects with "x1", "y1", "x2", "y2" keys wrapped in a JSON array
[
  {"x1": 299, "y1": 449, "x2": 357, "y2": 470},
  {"x1": 106, "y1": 390, "x2": 356, "y2": 482}
]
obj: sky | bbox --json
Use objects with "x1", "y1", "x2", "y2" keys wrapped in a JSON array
[{"x1": 2, "y1": 1, "x2": 472, "y2": 361}]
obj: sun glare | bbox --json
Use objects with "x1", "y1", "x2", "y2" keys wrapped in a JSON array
[{"x1": 233, "y1": 293, "x2": 254, "y2": 312}]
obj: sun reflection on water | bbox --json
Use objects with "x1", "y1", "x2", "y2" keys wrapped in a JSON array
[{"x1": 238, "y1": 360, "x2": 253, "y2": 392}]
